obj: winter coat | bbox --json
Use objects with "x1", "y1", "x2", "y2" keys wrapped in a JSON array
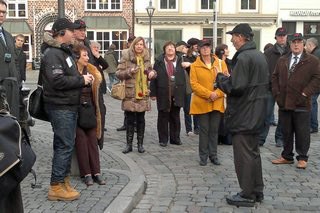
[
  {"x1": 189, "y1": 55, "x2": 227, "y2": 115},
  {"x1": 115, "y1": 48, "x2": 154, "y2": 112},
  {"x1": 223, "y1": 41, "x2": 269, "y2": 134},
  {"x1": 104, "y1": 50, "x2": 118, "y2": 74},
  {"x1": 84, "y1": 63, "x2": 103, "y2": 139},
  {"x1": 272, "y1": 52, "x2": 320, "y2": 111},
  {"x1": 0, "y1": 28, "x2": 20, "y2": 118},
  {"x1": 14, "y1": 47, "x2": 26, "y2": 82},
  {"x1": 150, "y1": 53, "x2": 186, "y2": 111},
  {"x1": 41, "y1": 42, "x2": 85, "y2": 111},
  {"x1": 311, "y1": 46, "x2": 320, "y2": 59},
  {"x1": 264, "y1": 43, "x2": 290, "y2": 88}
]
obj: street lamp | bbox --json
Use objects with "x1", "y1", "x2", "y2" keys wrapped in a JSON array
[
  {"x1": 58, "y1": 0, "x2": 65, "y2": 18},
  {"x1": 212, "y1": 0, "x2": 217, "y2": 47},
  {"x1": 146, "y1": 1, "x2": 155, "y2": 56}
]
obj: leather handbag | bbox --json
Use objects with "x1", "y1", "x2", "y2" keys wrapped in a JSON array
[
  {"x1": 110, "y1": 81, "x2": 125, "y2": 100},
  {"x1": 29, "y1": 85, "x2": 49, "y2": 122},
  {"x1": 78, "y1": 101, "x2": 97, "y2": 129}
]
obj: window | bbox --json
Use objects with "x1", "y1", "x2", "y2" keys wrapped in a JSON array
[
  {"x1": 240, "y1": 0, "x2": 257, "y2": 11},
  {"x1": 201, "y1": 0, "x2": 213, "y2": 10},
  {"x1": 203, "y1": 28, "x2": 223, "y2": 45},
  {"x1": 7, "y1": 0, "x2": 27, "y2": 18},
  {"x1": 304, "y1": 22, "x2": 320, "y2": 41},
  {"x1": 86, "y1": 0, "x2": 121, "y2": 11},
  {"x1": 154, "y1": 30, "x2": 182, "y2": 59},
  {"x1": 159, "y1": 0, "x2": 177, "y2": 10},
  {"x1": 86, "y1": 30, "x2": 128, "y2": 60}
]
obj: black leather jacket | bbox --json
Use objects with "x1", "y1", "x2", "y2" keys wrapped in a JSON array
[
  {"x1": 41, "y1": 44, "x2": 85, "y2": 111},
  {"x1": 217, "y1": 41, "x2": 269, "y2": 134}
]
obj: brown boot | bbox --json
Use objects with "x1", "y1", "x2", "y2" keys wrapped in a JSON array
[
  {"x1": 64, "y1": 176, "x2": 79, "y2": 193},
  {"x1": 48, "y1": 183, "x2": 80, "y2": 201}
]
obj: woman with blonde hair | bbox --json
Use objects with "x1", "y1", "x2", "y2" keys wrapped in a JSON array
[{"x1": 116, "y1": 37, "x2": 157, "y2": 154}]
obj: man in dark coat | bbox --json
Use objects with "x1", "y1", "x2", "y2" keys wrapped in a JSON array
[
  {"x1": 151, "y1": 41, "x2": 186, "y2": 147},
  {"x1": 216, "y1": 23, "x2": 269, "y2": 207},
  {"x1": 271, "y1": 33, "x2": 320, "y2": 169},
  {"x1": 258, "y1": 27, "x2": 290, "y2": 147},
  {"x1": 0, "y1": 0, "x2": 20, "y2": 118},
  {"x1": 14, "y1": 34, "x2": 26, "y2": 84},
  {"x1": 305, "y1": 37, "x2": 320, "y2": 133}
]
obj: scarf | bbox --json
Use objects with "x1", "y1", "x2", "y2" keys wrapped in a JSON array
[
  {"x1": 135, "y1": 56, "x2": 148, "y2": 99},
  {"x1": 164, "y1": 56, "x2": 175, "y2": 77}
]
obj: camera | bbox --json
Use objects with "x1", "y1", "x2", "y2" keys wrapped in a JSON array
[{"x1": 4, "y1": 53, "x2": 11, "y2": 63}]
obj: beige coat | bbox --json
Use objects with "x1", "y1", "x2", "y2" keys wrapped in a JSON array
[{"x1": 116, "y1": 48, "x2": 153, "y2": 112}]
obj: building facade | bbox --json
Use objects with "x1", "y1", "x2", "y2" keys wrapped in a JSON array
[
  {"x1": 135, "y1": 0, "x2": 320, "y2": 59},
  {"x1": 3, "y1": 0, "x2": 134, "y2": 64}
]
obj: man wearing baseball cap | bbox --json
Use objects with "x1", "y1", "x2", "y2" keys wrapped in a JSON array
[
  {"x1": 271, "y1": 33, "x2": 320, "y2": 169},
  {"x1": 259, "y1": 27, "x2": 290, "y2": 148},
  {"x1": 216, "y1": 23, "x2": 269, "y2": 207},
  {"x1": 42, "y1": 18, "x2": 93, "y2": 201}
]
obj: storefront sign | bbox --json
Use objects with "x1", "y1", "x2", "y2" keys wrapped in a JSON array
[{"x1": 290, "y1": 10, "x2": 320, "y2": 16}]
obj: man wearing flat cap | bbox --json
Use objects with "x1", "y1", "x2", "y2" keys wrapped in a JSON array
[
  {"x1": 259, "y1": 27, "x2": 290, "y2": 147},
  {"x1": 215, "y1": 23, "x2": 269, "y2": 207},
  {"x1": 271, "y1": 33, "x2": 320, "y2": 169},
  {"x1": 42, "y1": 18, "x2": 94, "y2": 201}
]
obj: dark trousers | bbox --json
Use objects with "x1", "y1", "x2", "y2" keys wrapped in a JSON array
[
  {"x1": 157, "y1": 104, "x2": 181, "y2": 144},
  {"x1": 279, "y1": 110, "x2": 310, "y2": 161},
  {"x1": 232, "y1": 134, "x2": 264, "y2": 199},
  {"x1": 311, "y1": 93, "x2": 319, "y2": 130},
  {"x1": 127, "y1": 111, "x2": 145, "y2": 138},
  {"x1": 75, "y1": 127, "x2": 101, "y2": 177},
  {"x1": 198, "y1": 111, "x2": 221, "y2": 161},
  {"x1": 183, "y1": 94, "x2": 199, "y2": 133},
  {"x1": 0, "y1": 184, "x2": 23, "y2": 213}
]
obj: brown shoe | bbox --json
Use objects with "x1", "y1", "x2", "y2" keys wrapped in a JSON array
[
  {"x1": 271, "y1": 157, "x2": 294, "y2": 164},
  {"x1": 297, "y1": 160, "x2": 307, "y2": 169},
  {"x1": 48, "y1": 183, "x2": 80, "y2": 201},
  {"x1": 64, "y1": 176, "x2": 79, "y2": 193}
]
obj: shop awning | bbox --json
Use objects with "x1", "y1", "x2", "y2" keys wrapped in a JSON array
[
  {"x1": 2, "y1": 20, "x2": 32, "y2": 34},
  {"x1": 83, "y1": 16, "x2": 129, "y2": 29}
]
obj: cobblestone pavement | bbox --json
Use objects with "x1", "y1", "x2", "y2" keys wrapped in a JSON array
[{"x1": 22, "y1": 71, "x2": 320, "y2": 212}]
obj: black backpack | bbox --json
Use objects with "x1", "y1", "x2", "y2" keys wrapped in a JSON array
[{"x1": 0, "y1": 112, "x2": 39, "y2": 198}]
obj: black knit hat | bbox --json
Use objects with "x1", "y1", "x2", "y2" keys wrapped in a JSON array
[
  {"x1": 74, "y1": 19, "x2": 87, "y2": 29},
  {"x1": 187, "y1": 38, "x2": 200, "y2": 46}
]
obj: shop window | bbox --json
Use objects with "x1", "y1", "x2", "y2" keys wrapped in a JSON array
[
  {"x1": 86, "y1": 30, "x2": 128, "y2": 60},
  {"x1": 203, "y1": 28, "x2": 223, "y2": 46},
  {"x1": 154, "y1": 30, "x2": 182, "y2": 59},
  {"x1": 304, "y1": 22, "x2": 320, "y2": 41}
]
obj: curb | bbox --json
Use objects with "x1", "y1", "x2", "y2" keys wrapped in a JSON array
[{"x1": 104, "y1": 149, "x2": 146, "y2": 213}]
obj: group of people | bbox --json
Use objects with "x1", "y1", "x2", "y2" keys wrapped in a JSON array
[{"x1": 1, "y1": 1, "x2": 320, "y2": 208}]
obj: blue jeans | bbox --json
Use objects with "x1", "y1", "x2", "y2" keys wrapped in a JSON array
[
  {"x1": 46, "y1": 109, "x2": 78, "y2": 184},
  {"x1": 258, "y1": 92, "x2": 273, "y2": 145},
  {"x1": 108, "y1": 73, "x2": 118, "y2": 90},
  {"x1": 183, "y1": 94, "x2": 199, "y2": 133},
  {"x1": 310, "y1": 93, "x2": 319, "y2": 131}
]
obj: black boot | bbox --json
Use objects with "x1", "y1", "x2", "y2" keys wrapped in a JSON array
[
  {"x1": 122, "y1": 124, "x2": 134, "y2": 154},
  {"x1": 137, "y1": 122, "x2": 145, "y2": 153}
]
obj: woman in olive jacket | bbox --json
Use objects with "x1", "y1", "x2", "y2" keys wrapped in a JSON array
[
  {"x1": 116, "y1": 37, "x2": 157, "y2": 154},
  {"x1": 190, "y1": 40, "x2": 228, "y2": 166}
]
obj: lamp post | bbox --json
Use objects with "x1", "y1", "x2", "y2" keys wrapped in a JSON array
[
  {"x1": 212, "y1": 0, "x2": 217, "y2": 47},
  {"x1": 146, "y1": 1, "x2": 155, "y2": 56},
  {"x1": 58, "y1": 0, "x2": 65, "y2": 18}
]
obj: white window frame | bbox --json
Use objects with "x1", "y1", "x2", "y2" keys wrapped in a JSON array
[
  {"x1": 7, "y1": 0, "x2": 27, "y2": 19},
  {"x1": 199, "y1": 0, "x2": 220, "y2": 12},
  {"x1": 85, "y1": 0, "x2": 122, "y2": 12},
  {"x1": 86, "y1": 30, "x2": 128, "y2": 60},
  {"x1": 240, "y1": 0, "x2": 258, "y2": 12},
  {"x1": 158, "y1": 0, "x2": 178, "y2": 12}
]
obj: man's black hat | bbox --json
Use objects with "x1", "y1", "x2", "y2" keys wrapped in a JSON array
[
  {"x1": 226, "y1": 23, "x2": 254, "y2": 38},
  {"x1": 52, "y1": 18, "x2": 80, "y2": 33}
]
